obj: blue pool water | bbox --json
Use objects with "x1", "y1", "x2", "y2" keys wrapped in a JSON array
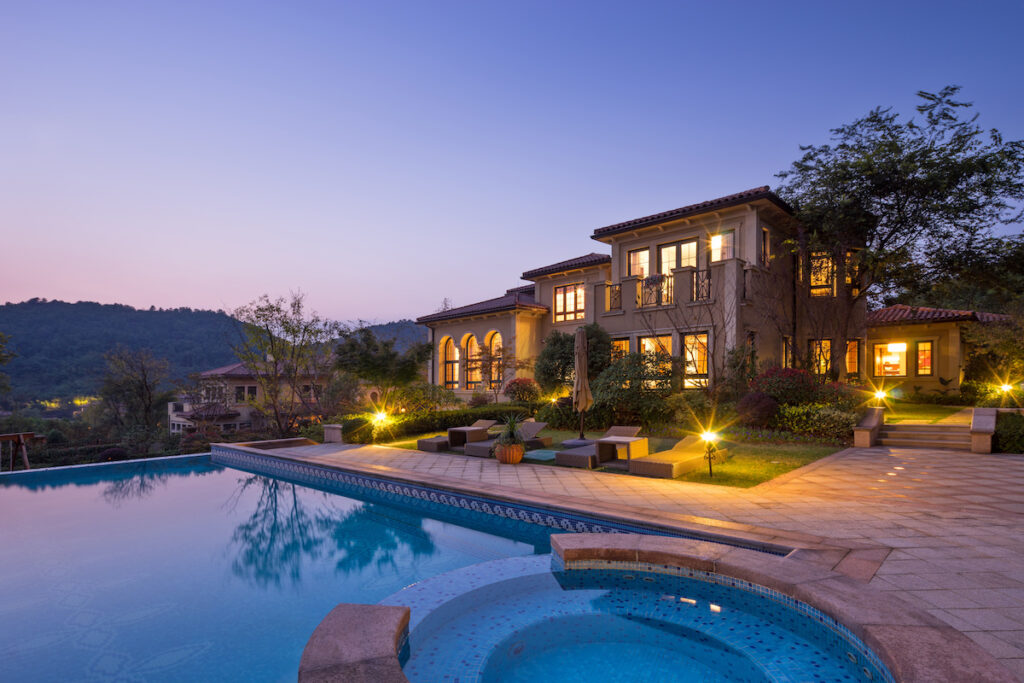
[
  {"x1": 0, "y1": 455, "x2": 551, "y2": 681},
  {"x1": 389, "y1": 556, "x2": 891, "y2": 683}
]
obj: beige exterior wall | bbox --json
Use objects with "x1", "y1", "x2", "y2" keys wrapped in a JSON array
[{"x1": 866, "y1": 321, "x2": 964, "y2": 394}]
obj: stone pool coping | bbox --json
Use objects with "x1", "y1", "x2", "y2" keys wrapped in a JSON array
[{"x1": 299, "y1": 534, "x2": 1018, "y2": 683}]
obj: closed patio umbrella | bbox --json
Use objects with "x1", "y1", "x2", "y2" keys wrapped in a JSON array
[{"x1": 572, "y1": 327, "x2": 593, "y2": 440}]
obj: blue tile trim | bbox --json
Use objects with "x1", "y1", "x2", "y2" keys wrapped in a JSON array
[
  {"x1": 210, "y1": 445, "x2": 787, "y2": 555},
  {"x1": 561, "y1": 558, "x2": 895, "y2": 683}
]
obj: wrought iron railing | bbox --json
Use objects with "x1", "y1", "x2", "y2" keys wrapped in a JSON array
[
  {"x1": 638, "y1": 274, "x2": 673, "y2": 307},
  {"x1": 606, "y1": 283, "x2": 622, "y2": 311},
  {"x1": 692, "y1": 270, "x2": 712, "y2": 301}
]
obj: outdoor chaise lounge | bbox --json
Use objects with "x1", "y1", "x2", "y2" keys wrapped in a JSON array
[
  {"x1": 447, "y1": 420, "x2": 498, "y2": 448},
  {"x1": 554, "y1": 426, "x2": 641, "y2": 469},
  {"x1": 463, "y1": 421, "x2": 552, "y2": 458},
  {"x1": 628, "y1": 436, "x2": 730, "y2": 478}
]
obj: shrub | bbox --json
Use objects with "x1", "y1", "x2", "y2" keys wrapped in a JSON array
[
  {"x1": 665, "y1": 391, "x2": 715, "y2": 430},
  {"x1": 736, "y1": 392, "x2": 779, "y2": 428},
  {"x1": 590, "y1": 353, "x2": 673, "y2": 428},
  {"x1": 394, "y1": 382, "x2": 459, "y2": 412},
  {"x1": 774, "y1": 404, "x2": 858, "y2": 440},
  {"x1": 468, "y1": 392, "x2": 491, "y2": 408},
  {"x1": 298, "y1": 423, "x2": 324, "y2": 442},
  {"x1": 534, "y1": 324, "x2": 613, "y2": 392},
  {"x1": 503, "y1": 378, "x2": 541, "y2": 403},
  {"x1": 340, "y1": 416, "x2": 373, "y2": 443},
  {"x1": 373, "y1": 405, "x2": 532, "y2": 442},
  {"x1": 750, "y1": 367, "x2": 819, "y2": 405},
  {"x1": 995, "y1": 412, "x2": 1024, "y2": 453},
  {"x1": 535, "y1": 401, "x2": 606, "y2": 431},
  {"x1": 45, "y1": 428, "x2": 67, "y2": 445},
  {"x1": 815, "y1": 382, "x2": 863, "y2": 412},
  {"x1": 98, "y1": 446, "x2": 130, "y2": 461}
]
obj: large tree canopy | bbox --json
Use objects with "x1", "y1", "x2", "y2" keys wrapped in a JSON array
[
  {"x1": 777, "y1": 85, "x2": 1024, "y2": 303},
  {"x1": 334, "y1": 327, "x2": 430, "y2": 410},
  {"x1": 534, "y1": 324, "x2": 612, "y2": 392}
]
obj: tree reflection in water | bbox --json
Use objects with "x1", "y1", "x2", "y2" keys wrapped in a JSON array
[
  {"x1": 101, "y1": 464, "x2": 217, "y2": 507},
  {"x1": 225, "y1": 475, "x2": 437, "y2": 587}
]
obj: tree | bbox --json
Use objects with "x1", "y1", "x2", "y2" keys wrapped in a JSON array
[
  {"x1": 0, "y1": 332, "x2": 13, "y2": 395},
  {"x1": 232, "y1": 293, "x2": 341, "y2": 438},
  {"x1": 534, "y1": 324, "x2": 612, "y2": 392},
  {"x1": 776, "y1": 86, "x2": 1024, "y2": 377},
  {"x1": 98, "y1": 347, "x2": 174, "y2": 445},
  {"x1": 470, "y1": 341, "x2": 534, "y2": 403},
  {"x1": 334, "y1": 327, "x2": 431, "y2": 411}
]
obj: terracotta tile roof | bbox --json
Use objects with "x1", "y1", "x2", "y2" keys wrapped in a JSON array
[
  {"x1": 416, "y1": 290, "x2": 548, "y2": 324},
  {"x1": 506, "y1": 284, "x2": 535, "y2": 295},
  {"x1": 591, "y1": 186, "x2": 793, "y2": 240},
  {"x1": 521, "y1": 253, "x2": 611, "y2": 280},
  {"x1": 867, "y1": 304, "x2": 1011, "y2": 327}
]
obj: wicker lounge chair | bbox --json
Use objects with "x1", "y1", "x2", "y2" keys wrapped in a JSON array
[
  {"x1": 463, "y1": 421, "x2": 552, "y2": 458},
  {"x1": 447, "y1": 420, "x2": 498, "y2": 448},
  {"x1": 555, "y1": 426, "x2": 642, "y2": 469}
]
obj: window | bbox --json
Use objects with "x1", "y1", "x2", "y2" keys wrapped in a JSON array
[
  {"x1": 845, "y1": 250, "x2": 860, "y2": 297},
  {"x1": 709, "y1": 231, "x2": 734, "y2": 262},
  {"x1": 553, "y1": 283, "x2": 586, "y2": 322},
  {"x1": 845, "y1": 340, "x2": 860, "y2": 376},
  {"x1": 809, "y1": 252, "x2": 834, "y2": 296},
  {"x1": 203, "y1": 385, "x2": 225, "y2": 403},
  {"x1": 235, "y1": 385, "x2": 257, "y2": 402},
  {"x1": 442, "y1": 337, "x2": 459, "y2": 389},
  {"x1": 611, "y1": 338, "x2": 630, "y2": 360},
  {"x1": 658, "y1": 240, "x2": 697, "y2": 272},
  {"x1": 627, "y1": 248, "x2": 649, "y2": 278},
  {"x1": 917, "y1": 341, "x2": 933, "y2": 376},
  {"x1": 682, "y1": 333, "x2": 709, "y2": 388},
  {"x1": 465, "y1": 335, "x2": 481, "y2": 389},
  {"x1": 172, "y1": 402, "x2": 184, "y2": 413},
  {"x1": 810, "y1": 339, "x2": 832, "y2": 375},
  {"x1": 782, "y1": 337, "x2": 793, "y2": 369},
  {"x1": 487, "y1": 332, "x2": 503, "y2": 388},
  {"x1": 873, "y1": 342, "x2": 907, "y2": 377},
  {"x1": 640, "y1": 335, "x2": 673, "y2": 388},
  {"x1": 639, "y1": 335, "x2": 672, "y2": 355},
  {"x1": 761, "y1": 227, "x2": 771, "y2": 267}
]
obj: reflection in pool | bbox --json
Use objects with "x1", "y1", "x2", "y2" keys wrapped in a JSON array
[{"x1": 0, "y1": 455, "x2": 549, "y2": 681}]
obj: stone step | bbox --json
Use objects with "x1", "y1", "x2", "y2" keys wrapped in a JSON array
[
  {"x1": 879, "y1": 430, "x2": 972, "y2": 443},
  {"x1": 881, "y1": 423, "x2": 970, "y2": 433},
  {"x1": 877, "y1": 437, "x2": 971, "y2": 450}
]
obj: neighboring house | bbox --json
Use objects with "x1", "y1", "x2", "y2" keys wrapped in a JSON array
[
  {"x1": 167, "y1": 361, "x2": 325, "y2": 435},
  {"x1": 417, "y1": 186, "x2": 867, "y2": 399},
  {"x1": 866, "y1": 304, "x2": 1010, "y2": 394}
]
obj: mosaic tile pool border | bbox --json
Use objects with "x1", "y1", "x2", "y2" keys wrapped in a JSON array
[
  {"x1": 211, "y1": 445, "x2": 788, "y2": 555},
  {"x1": 557, "y1": 556, "x2": 895, "y2": 683}
]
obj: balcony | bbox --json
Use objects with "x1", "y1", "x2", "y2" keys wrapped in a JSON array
[
  {"x1": 637, "y1": 274, "x2": 673, "y2": 308},
  {"x1": 605, "y1": 283, "x2": 622, "y2": 311}
]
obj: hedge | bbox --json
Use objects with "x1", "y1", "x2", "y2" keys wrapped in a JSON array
[
  {"x1": 995, "y1": 412, "x2": 1024, "y2": 454},
  {"x1": 337, "y1": 405, "x2": 533, "y2": 443},
  {"x1": 773, "y1": 403, "x2": 859, "y2": 440}
]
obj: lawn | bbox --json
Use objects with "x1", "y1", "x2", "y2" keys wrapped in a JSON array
[
  {"x1": 884, "y1": 402, "x2": 969, "y2": 424},
  {"x1": 384, "y1": 428, "x2": 838, "y2": 488}
]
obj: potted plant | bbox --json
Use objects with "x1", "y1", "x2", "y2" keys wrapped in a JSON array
[{"x1": 492, "y1": 415, "x2": 525, "y2": 464}]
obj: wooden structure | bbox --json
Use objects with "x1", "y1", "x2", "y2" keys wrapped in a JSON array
[{"x1": 1, "y1": 432, "x2": 42, "y2": 471}]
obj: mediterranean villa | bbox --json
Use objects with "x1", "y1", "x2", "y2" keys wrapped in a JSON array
[{"x1": 416, "y1": 186, "x2": 1006, "y2": 400}]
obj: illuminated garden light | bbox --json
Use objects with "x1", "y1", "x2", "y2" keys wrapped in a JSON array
[
  {"x1": 701, "y1": 431, "x2": 719, "y2": 443},
  {"x1": 373, "y1": 411, "x2": 389, "y2": 424},
  {"x1": 1001, "y1": 384, "x2": 1013, "y2": 393},
  {"x1": 874, "y1": 390, "x2": 887, "y2": 401}
]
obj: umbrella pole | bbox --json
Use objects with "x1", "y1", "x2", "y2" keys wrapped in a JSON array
[{"x1": 579, "y1": 411, "x2": 585, "y2": 440}]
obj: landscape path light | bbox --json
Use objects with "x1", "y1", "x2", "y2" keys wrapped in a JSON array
[{"x1": 701, "y1": 430, "x2": 720, "y2": 478}]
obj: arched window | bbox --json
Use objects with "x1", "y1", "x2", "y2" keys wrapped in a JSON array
[
  {"x1": 464, "y1": 335, "x2": 481, "y2": 390},
  {"x1": 441, "y1": 338, "x2": 459, "y2": 389},
  {"x1": 486, "y1": 332, "x2": 503, "y2": 389}
]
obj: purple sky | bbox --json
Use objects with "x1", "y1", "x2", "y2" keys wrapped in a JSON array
[{"x1": 3, "y1": 1, "x2": 1022, "y2": 322}]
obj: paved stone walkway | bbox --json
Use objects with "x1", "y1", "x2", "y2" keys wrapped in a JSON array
[{"x1": 276, "y1": 442, "x2": 1024, "y2": 678}]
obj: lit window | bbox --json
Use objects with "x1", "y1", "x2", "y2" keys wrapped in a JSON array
[
  {"x1": 709, "y1": 232, "x2": 734, "y2": 262},
  {"x1": 465, "y1": 335, "x2": 481, "y2": 389},
  {"x1": 639, "y1": 335, "x2": 672, "y2": 355},
  {"x1": 639, "y1": 335, "x2": 673, "y2": 389},
  {"x1": 845, "y1": 250, "x2": 860, "y2": 296},
  {"x1": 809, "y1": 252, "x2": 834, "y2": 296},
  {"x1": 761, "y1": 228, "x2": 771, "y2": 267},
  {"x1": 611, "y1": 338, "x2": 630, "y2": 360},
  {"x1": 628, "y1": 249, "x2": 649, "y2": 278},
  {"x1": 917, "y1": 341, "x2": 933, "y2": 376},
  {"x1": 782, "y1": 337, "x2": 793, "y2": 368},
  {"x1": 441, "y1": 337, "x2": 459, "y2": 389},
  {"x1": 873, "y1": 342, "x2": 907, "y2": 377},
  {"x1": 553, "y1": 283, "x2": 586, "y2": 322},
  {"x1": 682, "y1": 333, "x2": 709, "y2": 388},
  {"x1": 846, "y1": 340, "x2": 860, "y2": 376},
  {"x1": 810, "y1": 339, "x2": 832, "y2": 375},
  {"x1": 487, "y1": 332, "x2": 503, "y2": 388}
]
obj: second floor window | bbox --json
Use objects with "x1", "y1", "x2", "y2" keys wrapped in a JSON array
[
  {"x1": 553, "y1": 283, "x2": 585, "y2": 322},
  {"x1": 761, "y1": 228, "x2": 771, "y2": 267},
  {"x1": 810, "y1": 252, "x2": 835, "y2": 296},
  {"x1": 709, "y1": 231, "x2": 734, "y2": 262},
  {"x1": 627, "y1": 248, "x2": 649, "y2": 278}
]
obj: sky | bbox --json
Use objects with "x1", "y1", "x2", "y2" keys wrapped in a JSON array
[{"x1": 2, "y1": 0, "x2": 1023, "y2": 323}]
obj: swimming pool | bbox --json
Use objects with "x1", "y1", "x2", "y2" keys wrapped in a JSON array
[{"x1": 0, "y1": 454, "x2": 554, "y2": 681}]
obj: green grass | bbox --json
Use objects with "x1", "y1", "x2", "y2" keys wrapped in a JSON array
[
  {"x1": 884, "y1": 402, "x2": 969, "y2": 424},
  {"x1": 385, "y1": 428, "x2": 838, "y2": 488},
  {"x1": 675, "y1": 441, "x2": 840, "y2": 488}
]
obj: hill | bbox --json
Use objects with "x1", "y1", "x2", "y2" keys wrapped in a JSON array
[{"x1": 0, "y1": 299, "x2": 423, "y2": 403}]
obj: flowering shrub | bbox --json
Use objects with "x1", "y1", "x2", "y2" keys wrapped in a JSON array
[
  {"x1": 750, "y1": 367, "x2": 818, "y2": 405},
  {"x1": 503, "y1": 377, "x2": 541, "y2": 403},
  {"x1": 736, "y1": 392, "x2": 779, "y2": 427}
]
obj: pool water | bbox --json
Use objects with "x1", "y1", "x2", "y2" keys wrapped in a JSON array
[
  {"x1": 0, "y1": 455, "x2": 550, "y2": 682},
  {"x1": 391, "y1": 556, "x2": 889, "y2": 683}
]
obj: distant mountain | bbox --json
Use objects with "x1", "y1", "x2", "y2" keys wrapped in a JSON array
[{"x1": 0, "y1": 299, "x2": 423, "y2": 403}]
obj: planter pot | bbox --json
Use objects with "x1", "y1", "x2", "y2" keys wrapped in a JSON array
[{"x1": 494, "y1": 444, "x2": 524, "y2": 464}]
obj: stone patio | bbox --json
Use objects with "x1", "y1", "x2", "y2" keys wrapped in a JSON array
[{"x1": 265, "y1": 442, "x2": 1024, "y2": 679}]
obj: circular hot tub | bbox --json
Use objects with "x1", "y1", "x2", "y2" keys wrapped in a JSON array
[{"x1": 382, "y1": 555, "x2": 891, "y2": 683}]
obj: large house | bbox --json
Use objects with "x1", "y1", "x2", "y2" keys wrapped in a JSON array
[{"x1": 416, "y1": 187, "x2": 867, "y2": 399}]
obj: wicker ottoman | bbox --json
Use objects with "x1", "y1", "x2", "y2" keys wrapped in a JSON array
[{"x1": 416, "y1": 436, "x2": 449, "y2": 452}]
